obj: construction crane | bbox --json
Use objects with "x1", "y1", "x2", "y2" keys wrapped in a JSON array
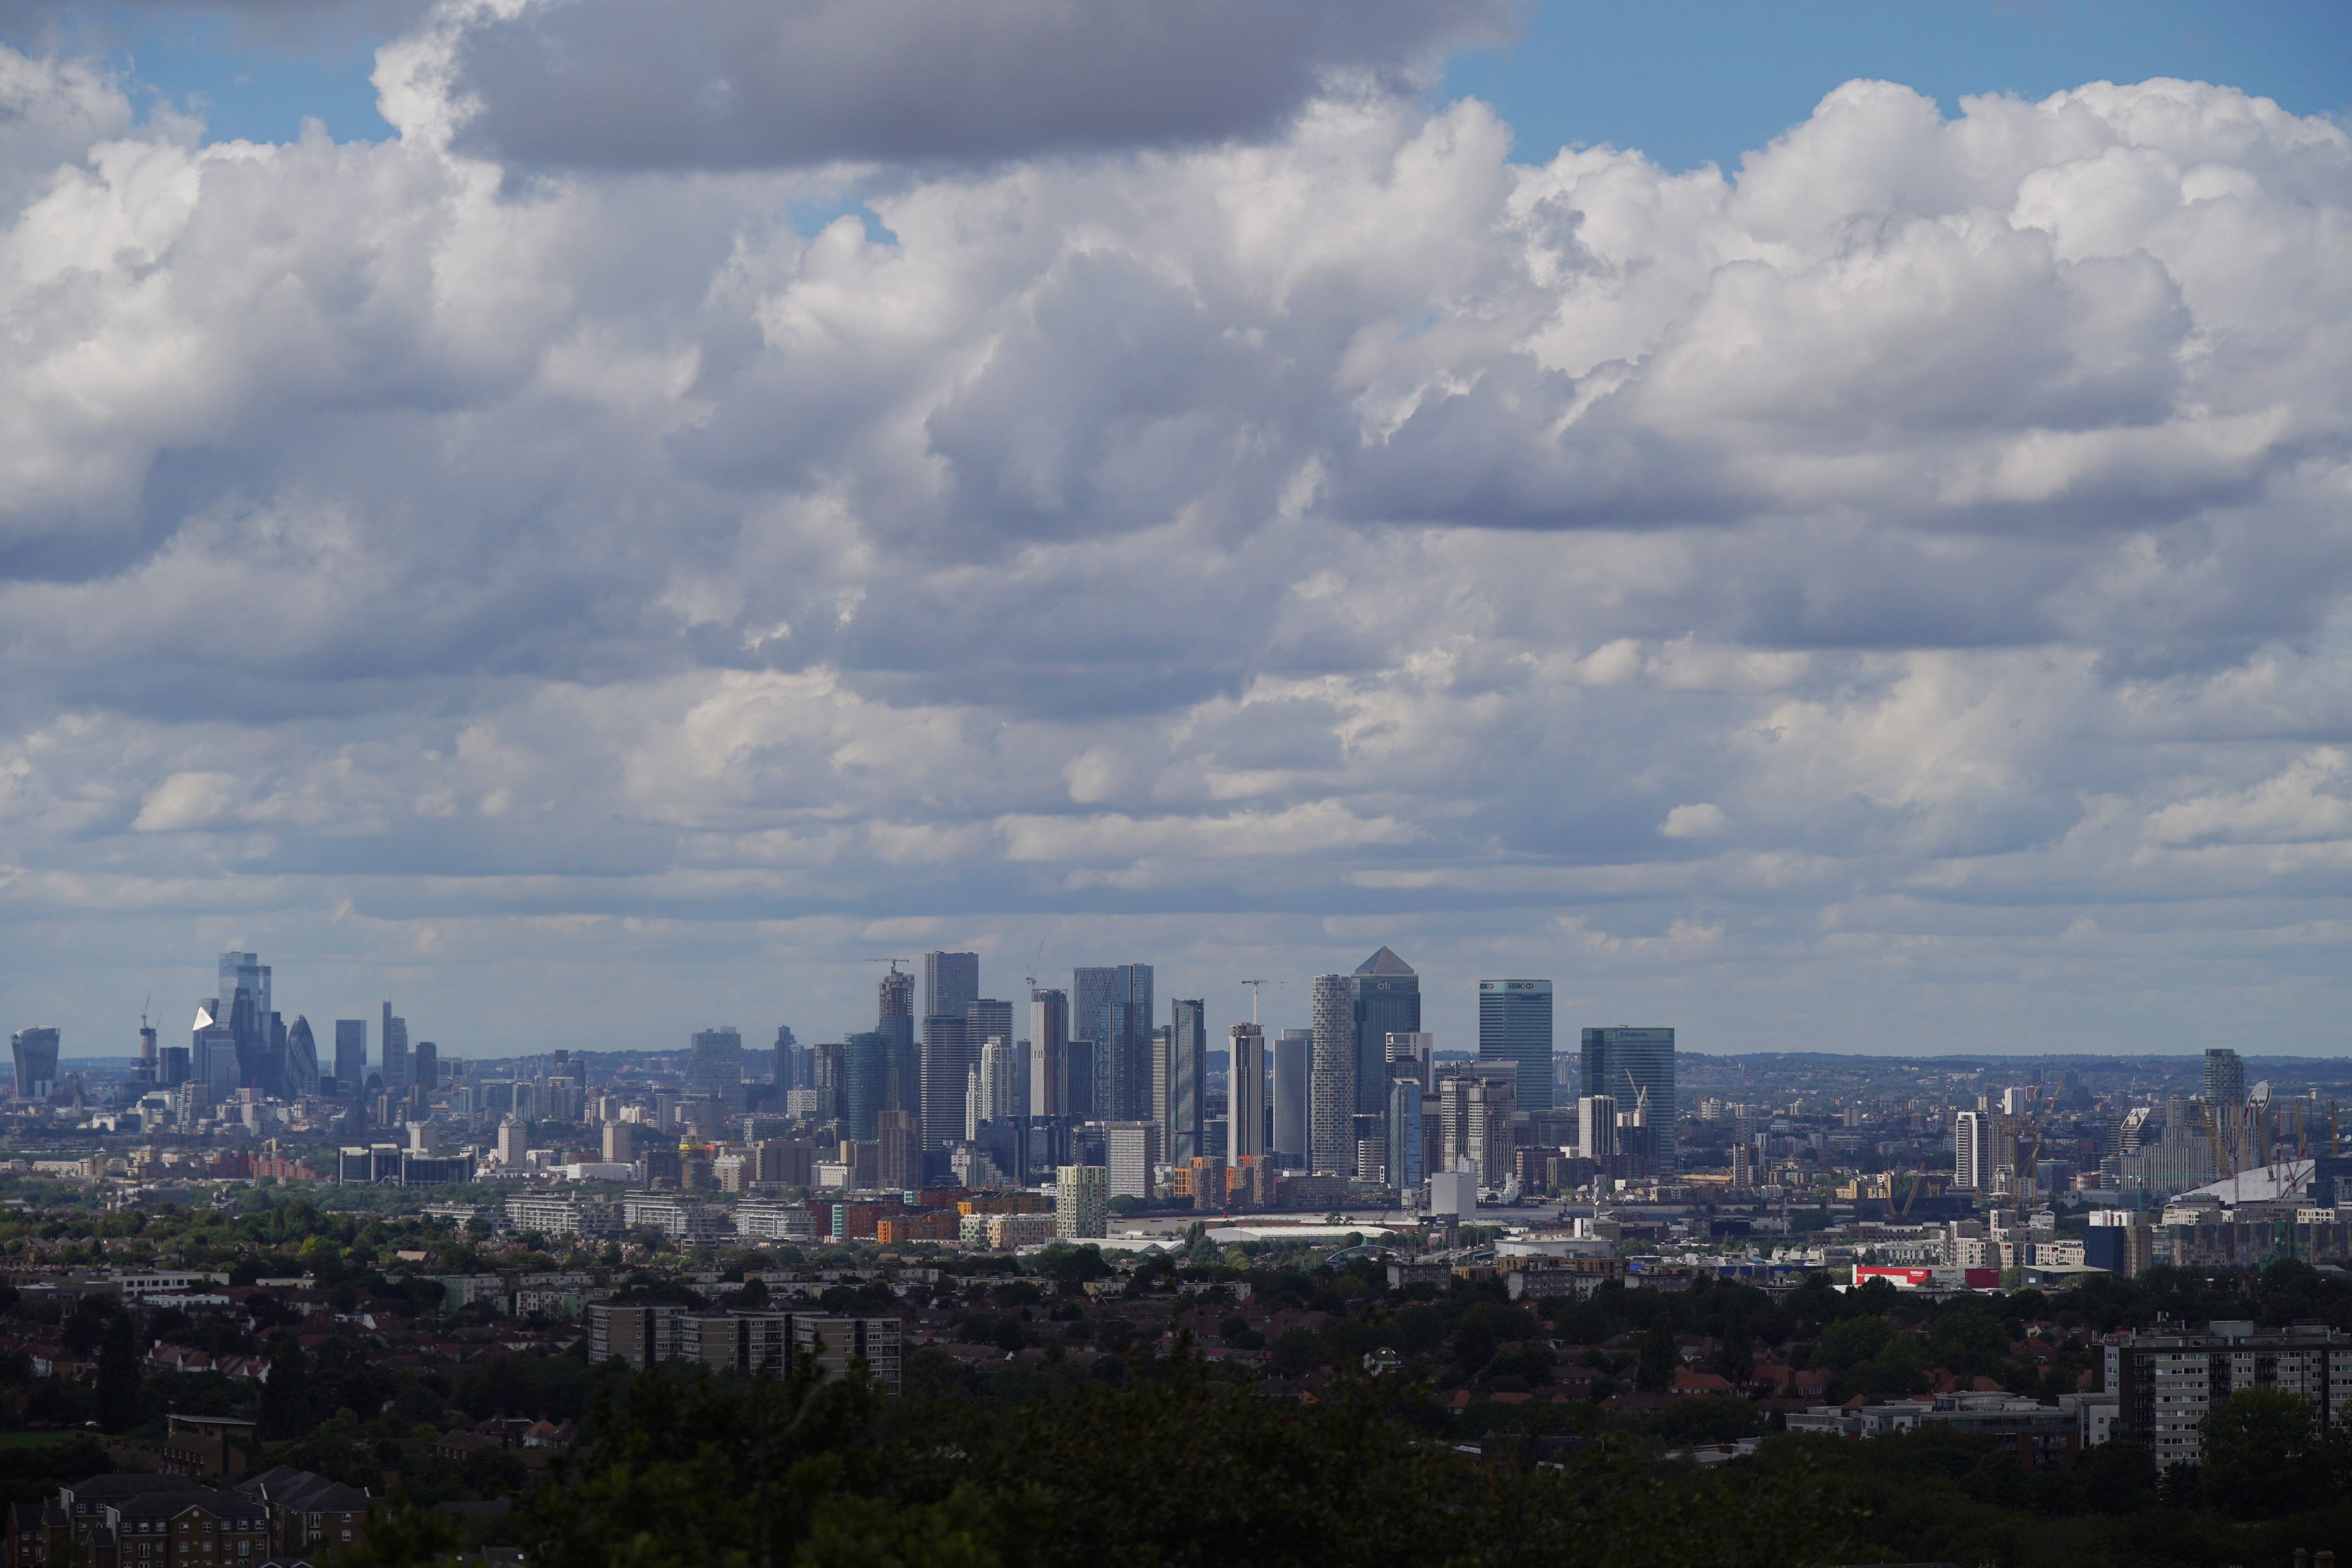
[
  {"x1": 1892, "y1": 1159, "x2": 1932, "y2": 1222},
  {"x1": 1239, "y1": 979, "x2": 1269, "y2": 1024},
  {"x1": 1023, "y1": 936, "x2": 1045, "y2": 995},
  {"x1": 1620, "y1": 1068, "x2": 1648, "y2": 1119},
  {"x1": 1621, "y1": 1068, "x2": 1653, "y2": 1173},
  {"x1": 2013, "y1": 1083, "x2": 2049, "y2": 1208},
  {"x1": 868, "y1": 958, "x2": 912, "y2": 973},
  {"x1": 2206, "y1": 1101, "x2": 2236, "y2": 1183}
]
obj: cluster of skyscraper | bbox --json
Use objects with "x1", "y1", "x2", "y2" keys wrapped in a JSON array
[
  {"x1": 5, "y1": 943, "x2": 1676, "y2": 1200},
  {"x1": 8, "y1": 950, "x2": 441, "y2": 1123},
  {"x1": 762, "y1": 946, "x2": 1674, "y2": 1195},
  {"x1": 179, "y1": 952, "x2": 324, "y2": 1100}
]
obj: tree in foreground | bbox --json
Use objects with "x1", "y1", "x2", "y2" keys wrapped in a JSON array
[
  {"x1": 95, "y1": 1314, "x2": 141, "y2": 1435},
  {"x1": 338, "y1": 1351, "x2": 1839, "y2": 1568},
  {"x1": 259, "y1": 1335, "x2": 311, "y2": 1442}
]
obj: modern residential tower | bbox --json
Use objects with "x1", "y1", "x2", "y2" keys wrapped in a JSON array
[
  {"x1": 877, "y1": 967, "x2": 917, "y2": 1119},
  {"x1": 1309, "y1": 973, "x2": 1356, "y2": 1175},
  {"x1": 1273, "y1": 1028, "x2": 1310, "y2": 1169},
  {"x1": 1167, "y1": 999, "x2": 1208, "y2": 1162},
  {"x1": 1073, "y1": 964, "x2": 1152, "y2": 1121},
  {"x1": 1229, "y1": 1023, "x2": 1266, "y2": 1164},
  {"x1": 2203, "y1": 1048, "x2": 2246, "y2": 1109},
  {"x1": 920, "y1": 1012, "x2": 970, "y2": 1150},
  {"x1": 1029, "y1": 988, "x2": 1067, "y2": 1117},
  {"x1": 844, "y1": 1030, "x2": 891, "y2": 1140}
]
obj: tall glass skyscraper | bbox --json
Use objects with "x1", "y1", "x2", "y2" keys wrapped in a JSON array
[
  {"x1": 844, "y1": 1030, "x2": 891, "y2": 1139},
  {"x1": 1168, "y1": 999, "x2": 1207, "y2": 1162},
  {"x1": 284, "y1": 1017, "x2": 319, "y2": 1097},
  {"x1": 812, "y1": 1040, "x2": 846, "y2": 1122},
  {"x1": 193, "y1": 1004, "x2": 236, "y2": 1097},
  {"x1": 1273, "y1": 1028, "x2": 1311, "y2": 1169},
  {"x1": 219, "y1": 951, "x2": 271, "y2": 1091},
  {"x1": 922, "y1": 951, "x2": 980, "y2": 1023},
  {"x1": 966, "y1": 998, "x2": 1013, "y2": 1051},
  {"x1": 1349, "y1": 948, "x2": 1420, "y2": 1116},
  {"x1": 1478, "y1": 979, "x2": 1554, "y2": 1111},
  {"x1": 1580, "y1": 1026, "x2": 1677, "y2": 1175},
  {"x1": 381, "y1": 1002, "x2": 411, "y2": 1097},
  {"x1": 334, "y1": 1019, "x2": 367, "y2": 1092},
  {"x1": 1073, "y1": 964, "x2": 1152, "y2": 1119},
  {"x1": 1063, "y1": 1039, "x2": 1097, "y2": 1119},
  {"x1": 10, "y1": 1027, "x2": 58, "y2": 1099},
  {"x1": 961, "y1": 995, "x2": 1015, "y2": 1145},
  {"x1": 919, "y1": 1012, "x2": 969, "y2": 1149},
  {"x1": 1386, "y1": 1077, "x2": 1425, "y2": 1194}
]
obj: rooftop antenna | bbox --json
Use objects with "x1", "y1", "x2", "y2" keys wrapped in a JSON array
[{"x1": 1240, "y1": 979, "x2": 1269, "y2": 1024}]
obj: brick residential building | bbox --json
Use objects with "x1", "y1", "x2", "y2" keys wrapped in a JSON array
[
  {"x1": 235, "y1": 1468, "x2": 371, "y2": 1560},
  {"x1": 158, "y1": 1416, "x2": 258, "y2": 1482},
  {"x1": 24, "y1": 1478, "x2": 271, "y2": 1568},
  {"x1": 6, "y1": 1500, "x2": 67, "y2": 1568}
]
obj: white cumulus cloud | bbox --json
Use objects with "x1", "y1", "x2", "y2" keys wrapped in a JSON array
[
  {"x1": 0, "y1": 36, "x2": 2345, "y2": 1054},
  {"x1": 1660, "y1": 803, "x2": 1726, "y2": 840}
]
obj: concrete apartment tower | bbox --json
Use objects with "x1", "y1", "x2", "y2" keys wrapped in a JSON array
[{"x1": 1309, "y1": 974, "x2": 1357, "y2": 1176}]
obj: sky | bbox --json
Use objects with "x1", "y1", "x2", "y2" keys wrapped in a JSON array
[{"x1": 0, "y1": 1, "x2": 2348, "y2": 1063}]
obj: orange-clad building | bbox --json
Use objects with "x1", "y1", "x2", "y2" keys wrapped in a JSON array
[{"x1": 873, "y1": 1211, "x2": 959, "y2": 1245}]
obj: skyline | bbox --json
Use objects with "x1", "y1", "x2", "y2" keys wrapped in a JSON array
[
  {"x1": 22, "y1": 933, "x2": 2352, "y2": 1069},
  {"x1": 0, "y1": 5, "x2": 2348, "y2": 1061}
]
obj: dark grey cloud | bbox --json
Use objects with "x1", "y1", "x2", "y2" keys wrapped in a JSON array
[
  {"x1": 0, "y1": 0, "x2": 433, "y2": 48},
  {"x1": 442, "y1": 0, "x2": 1508, "y2": 170}
]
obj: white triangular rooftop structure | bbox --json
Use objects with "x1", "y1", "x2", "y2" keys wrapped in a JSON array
[{"x1": 2184, "y1": 1160, "x2": 2314, "y2": 1206}]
